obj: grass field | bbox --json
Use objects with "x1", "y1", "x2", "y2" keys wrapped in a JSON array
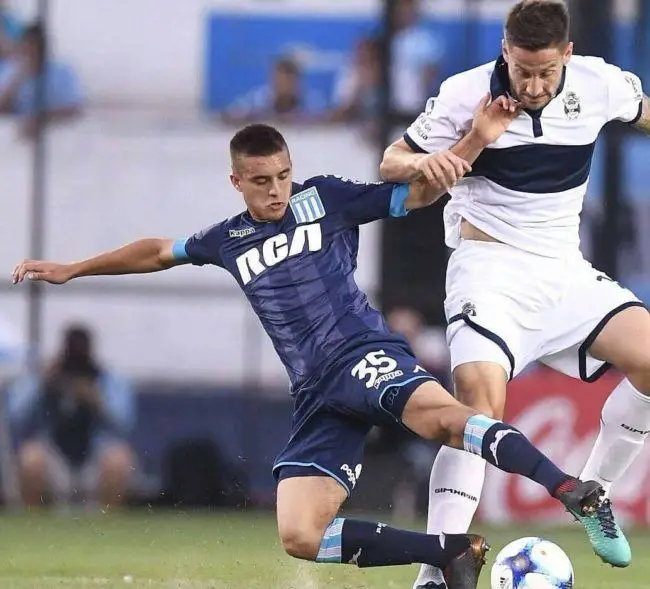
[{"x1": 0, "y1": 510, "x2": 647, "y2": 588}]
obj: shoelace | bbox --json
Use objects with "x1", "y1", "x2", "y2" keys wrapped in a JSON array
[{"x1": 595, "y1": 500, "x2": 619, "y2": 539}]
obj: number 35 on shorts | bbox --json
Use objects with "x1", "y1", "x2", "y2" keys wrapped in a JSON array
[{"x1": 351, "y1": 350, "x2": 402, "y2": 389}]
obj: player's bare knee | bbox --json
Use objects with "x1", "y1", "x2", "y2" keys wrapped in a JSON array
[{"x1": 278, "y1": 519, "x2": 325, "y2": 561}]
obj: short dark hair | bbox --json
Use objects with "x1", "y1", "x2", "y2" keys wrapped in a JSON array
[
  {"x1": 505, "y1": 0, "x2": 570, "y2": 51},
  {"x1": 229, "y1": 124, "x2": 289, "y2": 160}
]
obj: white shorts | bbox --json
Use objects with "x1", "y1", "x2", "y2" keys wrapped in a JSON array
[{"x1": 445, "y1": 240, "x2": 644, "y2": 381}]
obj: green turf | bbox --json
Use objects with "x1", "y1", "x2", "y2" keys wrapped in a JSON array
[{"x1": 0, "y1": 510, "x2": 646, "y2": 588}]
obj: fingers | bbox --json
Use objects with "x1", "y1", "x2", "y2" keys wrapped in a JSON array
[
  {"x1": 11, "y1": 261, "x2": 44, "y2": 284},
  {"x1": 492, "y1": 95, "x2": 521, "y2": 116},
  {"x1": 420, "y1": 152, "x2": 471, "y2": 190}
]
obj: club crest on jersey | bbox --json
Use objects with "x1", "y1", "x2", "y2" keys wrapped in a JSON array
[
  {"x1": 563, "y1": 90, "x2": 581, "y2": 120},
  {"x1": 290, "y1": 187, "x2": 326, "y2": 224}
]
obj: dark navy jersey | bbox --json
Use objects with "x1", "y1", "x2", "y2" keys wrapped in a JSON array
[{"x1": 173, "y1": 175, "x2": 411, "y2": 391}]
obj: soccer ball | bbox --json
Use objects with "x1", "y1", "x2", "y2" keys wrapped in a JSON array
[{"x1": 490, "y1": 537, "x2": 574, "y2": 589}]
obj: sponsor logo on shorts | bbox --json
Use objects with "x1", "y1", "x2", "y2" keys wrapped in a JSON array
[
  {"x1": 341, "y1": 463, "x2": 363, "y2": 488},
  {"x1": 229, "y1": 227, "x2": 256, "y2": 238},
  {"x1": 434, "y1": 487, "x2": 479, "y2": 503},
  {"x1": 373, "y1": 369, "x2": 405, "y2": 389}
]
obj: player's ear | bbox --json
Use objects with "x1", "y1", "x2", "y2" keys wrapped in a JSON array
[
  {"x1": 501, "y1": 39, "x2": 509, "y2": 62},
  {"x1": 230, "y1": 173, "x2": 243, "y2": 193},
  {"x1": 563, "y1": 42, "x2": 574, "y2": 64}
]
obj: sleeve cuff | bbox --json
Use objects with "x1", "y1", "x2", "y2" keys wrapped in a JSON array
[
  {"x1": 389, "y1": 184, "x2": 410, "y2": 217},
  {"x1": 171, "y1": 238, "x2": 190, "y2": 261},
  {"x1": 628, "y1": 101, "x2": 643, "y2": 125},
  {"x1": 403, "y1": 132, "x2": 428, "y2": 154}
]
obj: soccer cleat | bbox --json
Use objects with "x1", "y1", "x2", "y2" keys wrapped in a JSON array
[
  {"x1": 415, "y1": 583, "x2": 445, "y2": 589},
  {"x1": 442, "y1": 534, "x2": 490, "y2": 589},
  {"x1": 555, "y1": 478, "x2": 631, "y2": 567},
  {"x1": 573, "y1": 498, "x2": 632, "y2": 568},
  {"x1": 555, "y1": 477, "x2": 605, "y2": 517}
]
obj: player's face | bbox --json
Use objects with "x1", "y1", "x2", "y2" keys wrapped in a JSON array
[
  {"x1": 231, "y1": 149, "x2": 293, "y2": 222},
  {"x1": 503, "y1": 42, "x2": 573, "y2": 110}
]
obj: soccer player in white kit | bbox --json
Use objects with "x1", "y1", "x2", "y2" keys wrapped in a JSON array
[{"x1": 380, "y1": 1, "x2": 650, "y2": 587}]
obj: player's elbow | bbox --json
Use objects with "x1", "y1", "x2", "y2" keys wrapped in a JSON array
[
  {"x1": 379, "y1": 147, "x2": 401, "y2": 182},
  {"x1": 380, "y1": 142, "x2": 419, "y2": 183}
]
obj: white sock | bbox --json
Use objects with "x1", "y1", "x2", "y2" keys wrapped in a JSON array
[
  {"x1": 413, "y1": 446, "x2": 486, "y2": 588},
  {"x1": 580, "y1": 378, "x2": 650, "y2": 496}
]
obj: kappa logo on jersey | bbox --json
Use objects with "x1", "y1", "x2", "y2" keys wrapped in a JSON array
[
  {"x1": 235, "y1": 223, "x2": 322, "y2": 285},
  {"x1": 563, "y1": 90, "x2": 581, "y2": 120},
  {"x1": 229, "y1": 227, "x2": 255, "y2": 238},
  {"x1": 289, "y1": 187, "x2": 326, "y2": 224},
  {"x1": 340, "y1": 463, "x2": 363, "y2": 489},
  {"x1": 351, "y1": 350, "x2": 403, "y2": 389}
]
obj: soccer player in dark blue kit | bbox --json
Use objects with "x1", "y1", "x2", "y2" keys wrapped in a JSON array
[{"x1": 13, "y1": 124, "x2": 605, "y2": 589}]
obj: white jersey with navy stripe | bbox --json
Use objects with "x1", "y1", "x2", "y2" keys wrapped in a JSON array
[{"x1": 404, "y1": 55, "x2": 644, "y2": 258}]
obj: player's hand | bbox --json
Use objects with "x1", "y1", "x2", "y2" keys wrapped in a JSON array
[
  {"x1": 11, "y1": 260, "x2": 74, "y2": 285},
  {"x1": 471, "y1": 93, "x2": 522, "y2": 147},
  {"x1": 414, "y1": 151, "x2": 472, "y2": 191}
]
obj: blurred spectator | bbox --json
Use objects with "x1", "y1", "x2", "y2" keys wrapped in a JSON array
[
  {"x1": 8, "y1": 324, "x2": 135, "y2": 509},
  {"x1": 0, "y1": 1, "x2": 22, "y2": 61},
  {"x1": 390, "y1": 0, "x2": 444, "y2": 117},
  {"x1": 0, "y1": 22, "x2": 83, "y2": 139},
  {"x1": 329, "y1": 37, "x2": 381, "y2": 139},
  {"x1": 222, "y1": 56, "x2": 327, "y2": 124}
]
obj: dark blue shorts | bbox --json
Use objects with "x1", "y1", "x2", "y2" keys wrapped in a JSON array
[{"x1": 273, "y1": 341, "x2": 438, "y2": 495}]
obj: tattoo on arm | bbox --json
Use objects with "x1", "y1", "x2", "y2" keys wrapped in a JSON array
[{"x1": 633, "y1": 95, "x2": 650, "y2": 134}]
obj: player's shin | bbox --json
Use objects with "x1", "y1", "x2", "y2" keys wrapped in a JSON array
[
  {"x1": 413, "y1": 447, "x2": 486, "y2": 589},
  {"x1": 580, "y1": 378, "x2": 650, "y2": 494},
  {"x1": 315, "y1": 517, "x2": 471, "y2": 568},
  {"x1": 462, "y1": 415, "x2": 573, "y2": 497}
]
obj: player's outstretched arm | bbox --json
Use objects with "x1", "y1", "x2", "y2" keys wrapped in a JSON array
[
  {"x1": 12, "y1": 238, "x2": 182, "y2": 285},
  {"x1": 633, "y1": 95, "x2": 650, "y2": 135},
  {"x1": 381, "y1": 94, "x2": 521, "y2": 184}
]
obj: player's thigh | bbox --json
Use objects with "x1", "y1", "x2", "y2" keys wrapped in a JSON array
[
  {"x1": 588, "y1": 303, "x2": 650, "y2": 391},
  {"x1": 400, "y1": 378, "x2": 478, "y2": 445},
  {"x1": 447, "y1": 322, "x2": 511, "y2": 418},
  {"x1": 276, "y1": 475, "x2": 347, "y2": 560}
]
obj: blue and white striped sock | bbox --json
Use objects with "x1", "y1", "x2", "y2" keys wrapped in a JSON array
[
  {"x1": 316, "y1": 518, "x2": 345, "y2": 563},
  {"x1": 462, "y1": 414, "x2": 569, "y2": 495},
  {"x1": 463, "y1": 414, "x2": 500, "y2": 457}
]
